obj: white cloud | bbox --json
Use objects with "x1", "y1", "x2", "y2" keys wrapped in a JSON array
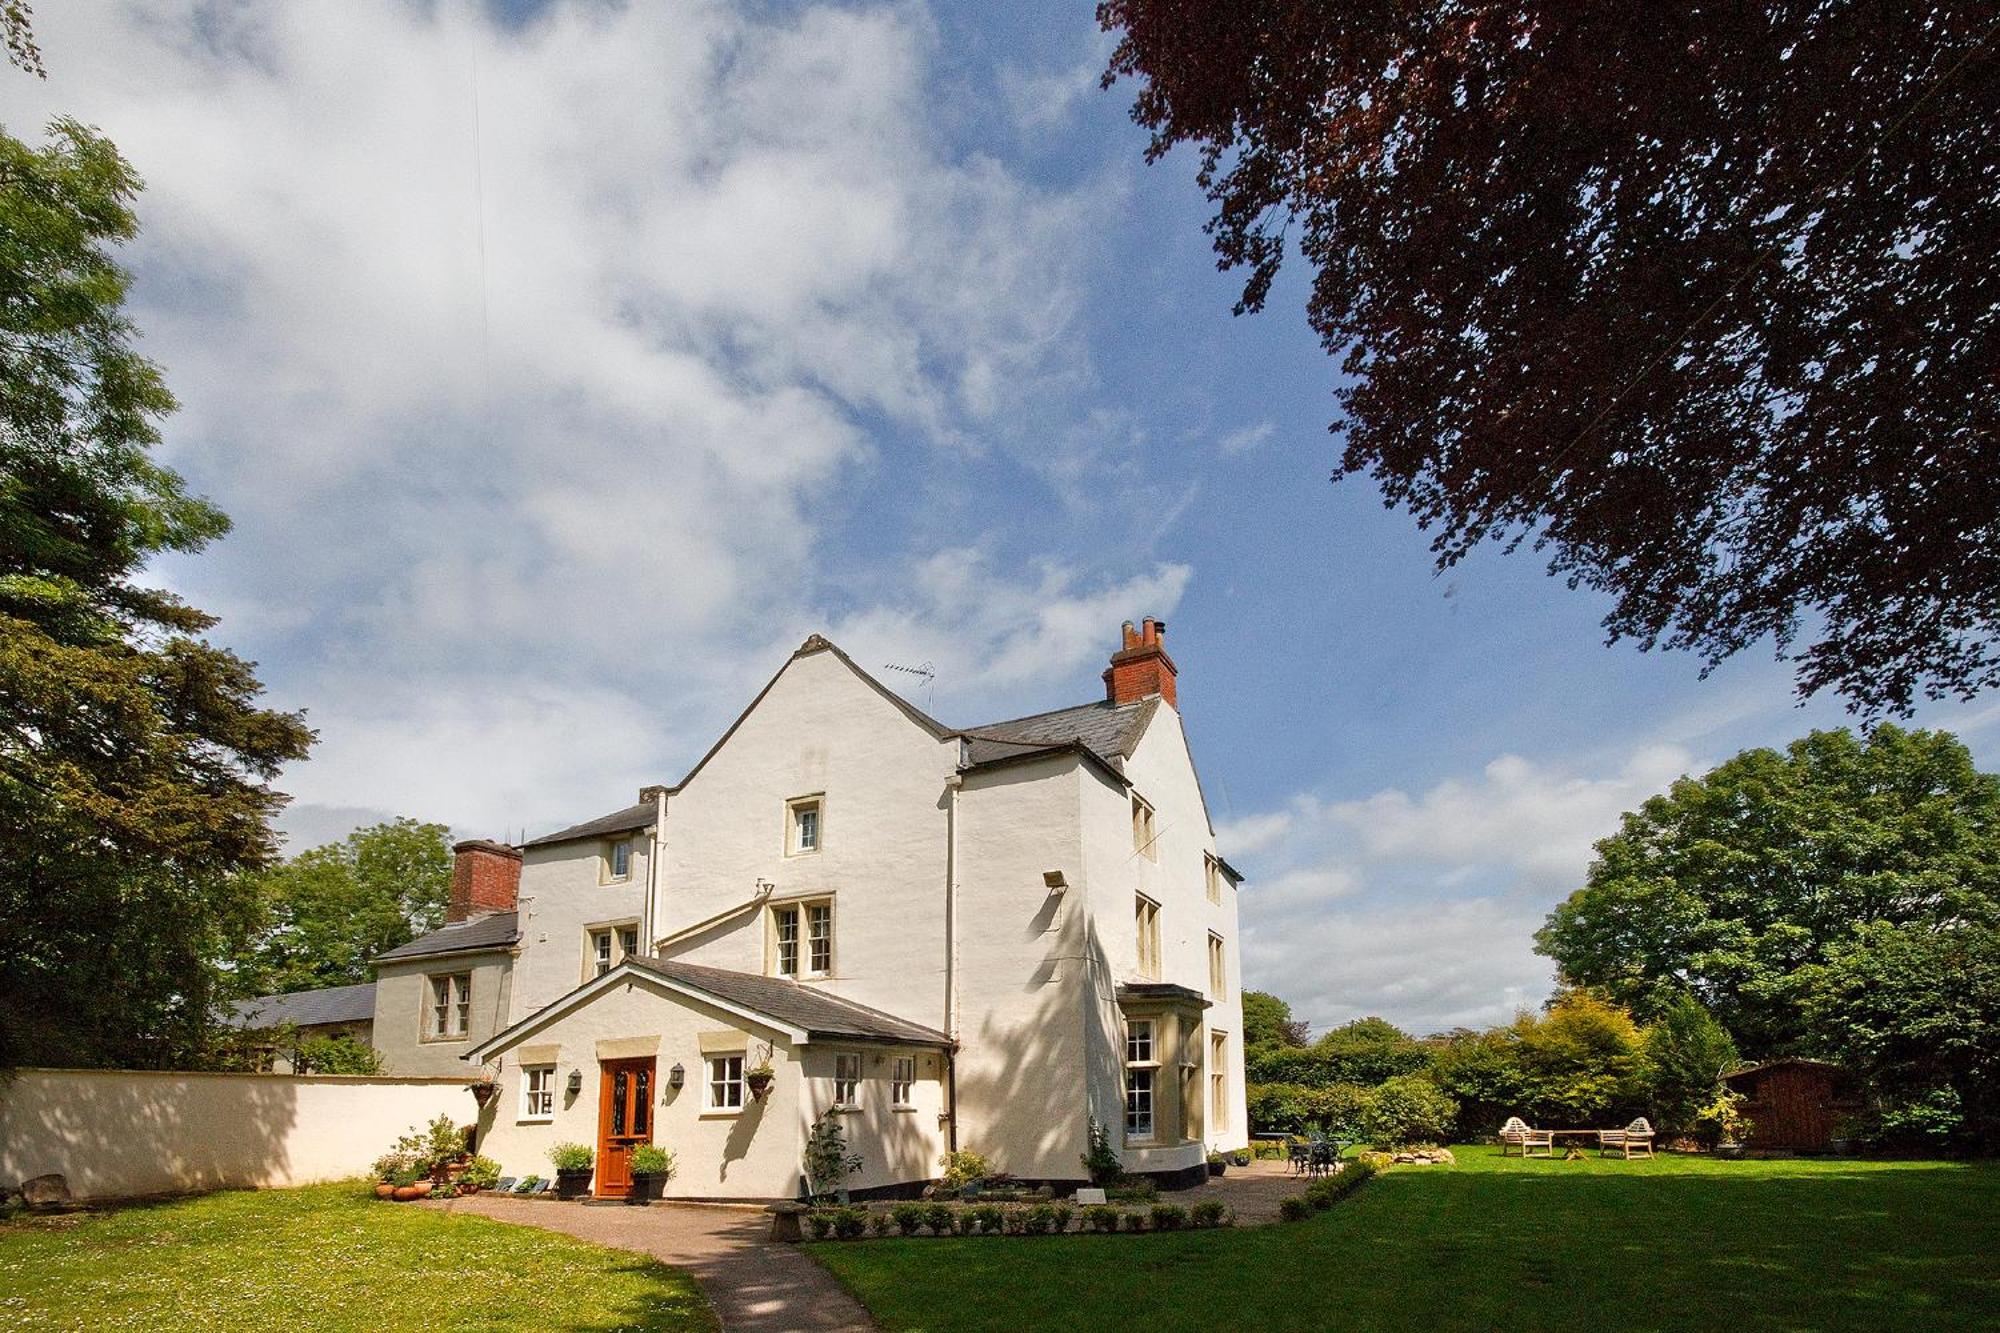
[
  {"x1": 1227, "y1": 744, "x2": 1699, "y2": 1032},
  {"x1": 1218, "y1": 420, "x2": 1276, "y2": 455},
  {"x1": 1, "y1": 1, "x2": 1151, "y2": 837}
]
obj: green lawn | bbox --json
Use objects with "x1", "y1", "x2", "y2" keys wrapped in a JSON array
[
  {"x1": 0, "y1": 1182, "x2": 715, "y2": 1332},
  {"x1": 810, "y1": 1149, "x2": 2000, "y2": 1332}
]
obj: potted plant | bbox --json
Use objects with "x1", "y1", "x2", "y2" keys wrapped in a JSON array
[
  {"x1": 747, "y1": 1043, "x2": 776, "y2": 1099},
  {"x1": 388, "y1": 1165, "x2": 428, "y2": 1201},
  {"x1": 371, "y1": 1151, "x2": 409, "y2": 1199},
  {"x1": 461, "y1": 1155, "x2": 501, "y2": 1195},
  {"x1": 1207, "y1": 1150, "x2": 1227, "y2": 1178},
  {"x1": 549, "y1": 1142, "x2": 595, "y2": 1199},
  {"x1": 470, "y1": 1074, "x2": 500, "y2": 1108},
  {"x1": 626, "y1": 1144, "x2": 676, "y2": 1205}
]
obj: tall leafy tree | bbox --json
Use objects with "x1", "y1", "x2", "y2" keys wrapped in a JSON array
[
  {"x1": 1242, "y1": 988, "x2": 1309, "y2": 1048},
  {"x1": 238, "y1": 818, "x2": 453, "y2": 994},
  {"x1": 1100, "y1": 2, "x2": 2000, "y2": 712},
  {"x1": 0, "y1": 120, "x2": 313, "y2": 1068},
  {"x1": 1796, "y1": 921, "x2": 2000, "y2": 1146},
  {"x1": 1642, "y1": 996, "x2": 1739, "y2": 1138},
  {"x1": 1537, "y1": 726, "x2": 2000, "y2": 1054}
]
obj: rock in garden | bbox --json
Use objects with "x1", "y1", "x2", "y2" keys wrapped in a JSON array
[{"x1": 21, "y1": 1173, "x2": 71, "y2": 1207}]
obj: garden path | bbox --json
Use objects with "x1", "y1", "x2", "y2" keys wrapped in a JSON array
[{"x1": 431, "y1": 1193, "x2": 874, "y2": 1332}]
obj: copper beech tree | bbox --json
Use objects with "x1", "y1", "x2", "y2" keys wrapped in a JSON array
[{"x1": 1100, "y1": 1, "x2": 1999, "y2": 713}]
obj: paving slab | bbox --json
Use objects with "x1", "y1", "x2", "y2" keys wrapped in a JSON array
[{"x1": 432, "y1": 1194, "x2": 874, "y2": 1332}]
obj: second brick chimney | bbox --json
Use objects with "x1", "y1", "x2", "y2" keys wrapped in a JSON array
[
  {"x1": 1103, "y1": 617, "x2": 1178, "y2": 708},
  {"x1": 447, "y1": 839, "x2": 523, "y2": 923}
]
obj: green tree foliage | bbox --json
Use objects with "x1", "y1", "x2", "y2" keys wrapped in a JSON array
[
  {"x1": 2, "y1": 3, "x2": 41, "y2": 78},
  {"x1": 1796, "y1": 922, "x2": 2000, "y2": 1148},
  {"x1": 1363, "y1": 1074, "x2": 1458, "y2": 1149},
  {"x1": 1100, "y1": 2, "x2": 2000, "y2": 713},
  {"x1": 0, "y1": 121, "x2": 313, "y2": 1069},
  {"x1": 1241, "y1": 989, "x2": 1308, "y2": 1048},
  {"x1": 292, "y1": 1032, "x2": 385, "y2": 1076},
  {"x1": 1643, "y1": 996, "x2": 1740, "y2": 1139},
  {"x1": 1427, "y1": 1026, "x2": 1531, "y2": 1141},
  {"x1": 1514, "y1": 992, "x2": 1650, "y2": 1125},
  {"x1": 1537, "y1": 726, "x2": 2000, "y2": 1053},
  {"x1": 1247, "y1": 1014, "x2": 1429, "y2": 1087},
  {"x1": 238, "y1": 819, "x2": 453, "y2": 992}
]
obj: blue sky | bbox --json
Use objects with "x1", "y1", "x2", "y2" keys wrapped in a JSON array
[{"x1": 8, "y1": 1, "x2": 1996, "y2": 1034}]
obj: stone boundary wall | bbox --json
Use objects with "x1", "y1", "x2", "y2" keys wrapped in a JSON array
[{"x1": 0, "y1": 1067, "x2": 475, "y2": 1199}]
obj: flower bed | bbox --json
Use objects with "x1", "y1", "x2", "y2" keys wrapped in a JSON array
[{"x1": 805, "y1": 1198, "x2": 1234, "y2": 1240}]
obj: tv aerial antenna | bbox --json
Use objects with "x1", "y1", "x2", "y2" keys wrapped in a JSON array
[{"x1": 882, "y1": 660, "x2": 937, "y2": 713}]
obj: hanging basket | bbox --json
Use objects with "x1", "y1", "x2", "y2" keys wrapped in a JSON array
[{"x1": 470, "y1": 1078, "x2": 500, "y2": 1108}]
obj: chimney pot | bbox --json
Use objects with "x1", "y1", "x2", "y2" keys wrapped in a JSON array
[{"x1": 1103, "y1": 616, "x2": 1179, "y2": 708}]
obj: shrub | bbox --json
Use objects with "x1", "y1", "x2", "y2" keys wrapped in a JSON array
[
  {"x1": 923, "y1": 1203, "x2": 956, "y2": 1236},
  {"x1": 1149, "y1": 1204, "x2": 1188, "y2": 1231},
  {"x1": 1190, "y1": 1200, "x2": 1229, "y2": 1228},
  {"x1": 1080, "y1": 1116, "x2": 1122, "y2": 1185},
  {"x1": 1085, "y1": 1204, "x2": 1121, "y2": 1233},
  {"x1": 833, "y1": 1208, "x2": 868, "y2": 1240},
  {"x1": 868, "y1": 1211, "x2": 893, "y2": 1238},
  {"x1": 1278, "y1": 1196, "x2": 1312, "y2": 1222},
  {"x1": 1000, "y1": 1208, "x2": 1029, "y2": 1236},
  {"x1": 1363, "y1": 1074, "x2": 1459, "y2": 1148},
  {"x1": 804, "y1": 1111, "x2": 863, "y2": 1199},
  {"x1": 548, "y1": 1142, "x2": 594, "y2": 1173},
  {"x1": 1121, "y1": 1211, "x2": 1147, "y2": 1232},
  {"x1": 370, "y1": 1151, "x2": 412, "y2": 1182},
  {"x1": 891, "y1": 1203, "x2": 926, "y2": 1236},
  {"x1": 1303, "y1": 1179, "x2": 1339, "y2": 1210},
  {"x1": 807, "y1": 1211, "x2": 836, "y2": 1240},
  {"x1": 1049, "y1": 1203, "x2": 1073, "y2": 1234},
  {"x1": 294, "y1": 1033, "x2": 384, "y2": 1075},
  {"x1": 937, "y1": 1149, "x2": 991, "y2": 1190},
  {"x1": 461, "y1": 1155, "x2": 501, "y2": 1189},
  {"x1": 968, "y1": 1204, "x2": 1004, "y2": 1235},
  {"x1": 1231, "y1": 1151, "x2": 1252, "y2": 1167},
  {"x1": 628, "y1": 1144, "x2": 675, "y2": 1178},
  {"x1": 1022, "y1": 1203, "x2": 1057, "y2": 1235},
  {"x1": 1106, "y1": 1177, "x2": 1157, "y2": 1203}
]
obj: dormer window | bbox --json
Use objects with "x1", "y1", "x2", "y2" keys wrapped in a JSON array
[{"x1": 787, "y1": 796, "x2": 823, "y2": 856}]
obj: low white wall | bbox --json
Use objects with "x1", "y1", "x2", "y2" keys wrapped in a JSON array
[{"x1": 0, "y1": 1068, "x2": 475, "y2": 1199}]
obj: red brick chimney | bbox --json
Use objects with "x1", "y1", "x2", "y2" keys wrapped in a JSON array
[
  {"x1": 1103, "y1": 617, "x2": 1178, "y2": 708},
  {"x1": 447, "y1": 839, "x2": 522, "y2": 923}
]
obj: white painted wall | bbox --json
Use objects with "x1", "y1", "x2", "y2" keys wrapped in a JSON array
[
  {"x1": 473, "y1": 973, "x2": 944, "y2": 1199},
  {"x1": 0, "y1": 1069, "x2": 473, "y2": 1200},
  {"x1": 511, "y1": 837, "x2": 651, "y2": 1023},
  {"x1": 374, "y1": 951, "x2": 514, "y2": 1077},
  {"x1": 657, "y1": 648, "x2": 959, "y2": 1029},
  {"x1": 950, "y1": 755, "x2": 1095, "y2": 1180}
]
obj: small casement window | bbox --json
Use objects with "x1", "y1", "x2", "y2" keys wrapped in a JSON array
[
  {"x1": 1205, "y1": 854, "x2": 1224, "y2": 904},
  {"x1": 521, "y1": 1065, "x2": 555, "y2": 1121},
  {"x1": 588, "y1": 923, "x2": 642, "y2": 979},
  {"x1": 1131, "y1": 794, "x2": 1157, "y2": 860},
  {"x1": 833, "y1": 1051, "x2": 862, "y2": 1109},
  {"x1": 592, "y1": 930, "x2": 615, "y2": 977},
  {"x1": 607, "y1": 838, "x2": 633, "y2": 881},
  {"x1": 788, "y1": 796, "x2": 822, "y2": 856},
  {"x1": 1135, "y1": 895, "x2": 1161, "y2": 980},
  {"x1": 620, "y1": 926, "x2": 640, "y2": 960},
  {"x1": 1124, "y1": 1019, "x2": 1158, "y2": 1142},
  {"x1": 771, "y1": 899, "x2": 833, "y2": 979},
  {"x1": 891, "y1": 1055, "x2": 916, "y2": 1107},
  {"x1": 427, "y1": 973, "x2": 471, "y2": 1039},
  {"x1": 707, "y1": 1054, "x2": 745, "y2": 1110},
  {"x1": 1208, "y1": 932, "x2": 1226, "y2": 996},
  {"x1": 1210, "y1": 1032, "x2": 1228, "y2": 1127}
]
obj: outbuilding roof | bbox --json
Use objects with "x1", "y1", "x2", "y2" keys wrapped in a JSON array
[
  {"x1": 374, "y1": 911, "x2": 521, "y2": 963},
  {"x1": 227, "y1": 982, "x2": 376, "y2": 1030}
]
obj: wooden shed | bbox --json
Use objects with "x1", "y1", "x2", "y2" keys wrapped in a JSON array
[{"x1": 1722, "y1": 1059, "x2": 1857, "y2": 1149}]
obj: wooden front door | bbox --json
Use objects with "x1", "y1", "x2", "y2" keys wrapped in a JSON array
[{"x1": 595, "y1": 1057, "x2": 655, "y2": 1198}]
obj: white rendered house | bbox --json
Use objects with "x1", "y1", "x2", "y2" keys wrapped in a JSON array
[{"x1": 425, "y1": 619, "x2": 1245, "y2": 1199}]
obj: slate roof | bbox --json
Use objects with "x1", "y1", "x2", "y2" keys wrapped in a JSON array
[
  {"x1": 522, "y1": 801, "x2": 655, "y2": 849},
  {"x1": 627, "y1": 955, "x2": 953, "y2": 1046},
  {"x1": 228, "y1": 982, "x2": 376, "y2": 1030},
  {"x1": 962, "y1": 698, "x2": 1153, "y2": 767},
  {"x1": 374, "y1": 911, "x2": 521, "y2": 963}
]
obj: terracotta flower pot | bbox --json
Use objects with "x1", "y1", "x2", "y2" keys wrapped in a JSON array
[
  {"x1": 374, "y1": 1183, "x2": 395, "y2": 1199},
  {"x1": 392, "y1": 1185, "x2": 421, "y2": 1201}
]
